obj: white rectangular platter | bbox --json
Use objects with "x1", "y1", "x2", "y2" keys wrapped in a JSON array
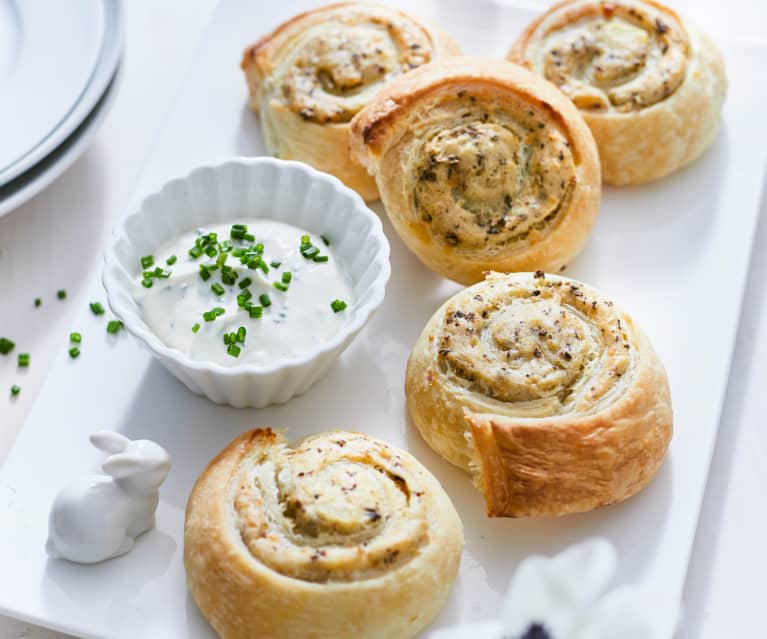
[{"x1": 1, "y1": 1, "x2": 766, "y2": 637}]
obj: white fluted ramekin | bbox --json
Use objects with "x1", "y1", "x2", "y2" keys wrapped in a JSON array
[{"x1": 102, "y1": 158, "x2": 390, "y2": 408}]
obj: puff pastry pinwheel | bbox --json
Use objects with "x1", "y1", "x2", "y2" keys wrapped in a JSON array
[
  {"x1": 349, "y1": 57, "x2": 601, "y2": 285},
  {"x1": 509, "y1": 0, "x2": 726, "y2": 185},
  {"x1": 241, "y1": 2, "x2": 462, "y2": 201},
  {"x1": 406, "y1": 271, "x2": 672, "y2": 517},
  {"x1": 184, "y1": 428, "x2": 463, "y2": 639}
]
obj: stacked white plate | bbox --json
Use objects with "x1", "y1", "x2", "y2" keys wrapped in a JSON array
[{"x1": 0, "y1": 0, "x2": 123, "y2": 217}]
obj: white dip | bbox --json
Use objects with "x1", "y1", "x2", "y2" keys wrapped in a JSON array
[{"x1": 133, "y1": 220, "x2": 354, "y2": 366}]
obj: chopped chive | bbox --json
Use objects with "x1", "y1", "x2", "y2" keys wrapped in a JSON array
[
  {"x1": 238, "y1": 277, "x2": 252, "y2": 290},
  {"x1": 223, "y1": 333, "x2": 231, "y2": 345},
  {"x1": 331, "y1": 299, "x2": 348, "y2": 313},
  {"x1": 34, "y1": 298, "x2": 42, "y2": 308},
  {"x1": 17, "y1": 353, "x2": 29, "y2": 367},
  {"x1": 140, "y1": 255, "x2": 154, "y2": 269},
  {"x1": 237, "y1": 289, "x2": 252, "y2": 307},
  {"x1": 141, "y1": 278, "x2": 154, "y2": 288},
  {"x1": 203, "y1": 311, "x2": 216, "y2": 322},
  {"x1": 313, "y1": 255, "x2": 329, "y2": 263},
  {"x1": 0, "y1": 338, "x2": 15, "y2": 355},
  {"x1": 301, "y1": 246, "x2": 320, "y2": 259},
  {"x1": 70, "y1": 332, "x2": 82, "y2": 344},
  {"x1": 273, "y1": 281, "x2": 289, "y2": 292},
  {"x1": 270, "y1": 260, "x2": 282, "y2": 268},
  {"x1": 10, "y1": 385, "x2": 20, "y2": 396},
  {"x1": 243, "y1": 233, "x2": 255, "y2": 242},
  {"x1": 254, "y1": 243, "x2": 264, "y2": 254},
  {"x1": 192, "y1": 323, "x2": 201, "y2": 333},
  {"x1": 227, "y1": 343, "x2": 241, "y2": 358},
  {"x1": 237, "y1": 326, "x2": 246, "y2": 342},
  {"x1": 221, "y1": 268, "x2": 237, "y2": 286},
  {"x1": 90, "y1": 301, "x2": 105, "y2": 315},
  {"x1": 204, "y1": 244, "x2": 218, "y2": 258},
  {"x1": 68, "y1": 347, "x2": 81, "y2": 359},
  {"x1": 219, "y1": 240, "x2": 233, "y2": 253},
  {"x1": 232, "y1": 223, "x2": 247, "y2": 231},
  {"x1": 213, "y1": 307, "x2": 225, "y2": 316},
  {"x1": 282, "y1": 272, "x2": 292, "y2": 284},
  {"x1": 248, "y1": 305, "x2": 263, "y2": 318},
  {"x1": 106, "y1": 320, "x2": 124, "y2": 334},
  {"x1": 230, "y1": 228, "x2": 246, "y2": 240},
  {"x1": 57, "y1": 289, "x2": 67, "y2": 300},
  {"x1": 259, "y1": 293, "x2": 272, "y2": 307},
  {"x1": 199, "y1": 264, "x2": 212, "y2": 281},
  {"x1": 216, "y1": 252, "x2": 228, "y2": 267},
  {"x1": 166, "y1": 255, "x2": 178, "y2": 266},
  {"x1": 211, "y1": 282, "x2": 225, "y2": 296},
  {"x1": 301, "y1": 234, "x2": 311, "y2": 246},
  {"x1": 189, "y1": 245, "x2": 204, "y2": 259},
  {"x1": 321, "y1": 234, "x2": 330, "y2": 246}
]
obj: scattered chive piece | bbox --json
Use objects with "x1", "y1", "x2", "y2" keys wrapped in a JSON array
[
  {"x1": 189, "y1": 245, "x2": 204, "y2": 259},
  {"x1": 140, "y1": 255, "x2": 154, "y2": 269},
  {"x1": 321, "y1": 235, "x2": 330, "y2": 246},
  {"x1": 204, "y1": 244, "x2": 218, "y2": 258},
  {"x1": 223, "y1": 333, "x2": 231, "y2": 345},
  {"x1": 219, "y1": 240, "x2": 233, "y2": 253},
  {"x1": 237, "y1": 326, "x2": 246, "y2": 342},
  {"x1": 203, "y1": 311, "x2": 216, "y2": 322},
  {"x1": 107, "y1": 320, "x2": 124, "y2": 334},
  {"x1": 301, "y1": 246, "x2": 320, "y2": 259},
  {"x1": 34, "y1": 298, "x2": 42, "y2": 308},
  {"x1": 10, "y1": 385, "x2": 20, "y2": 397},
  {"x1": 70, "y1": 333, "x2": 82, "y2": 344},
  {"x1": 141, "y1": 278, "x2": 153, "y2": 288},
  {"x1": 166, "y1": 255, "x2": 178, "y2": 266},
  {"x1": 254, "y1": 243, "x2": 264, "y2": 254},
  {"x1": 248, "y1": 305, "x2": 263, "y2": 318},
  {"x1": 273, "y1": 281, "x2": 289, "y2": 292},
  {"x1": 192, "y1": 323, "x2": 201, "y2": 333},
  {"x1": 331, "y1": 299, "x2": 348, "y2": 313},
  {"x1": 237, "y1": 289, "x2": 252, "y2": 307},
  {"x1": 0, "y1": 338, "x2": 15, "y2": 355},
  {"x1": 259, "y1": 293, "x2": 272, "y2": 307},
  {"x1": 243, "y1": 233, "x2": 256, "y2": 242},
  {"x1": 57, "y1": 289, "x2": 67, "y2": 300},
  {"x1": 238, "y1": 277, "x2": 252, "y2": 290},
  {"x1": 227, "y1": 343, "x2": 241, "y2": 358},
  {"x1": 216, "y1": 252, "x2": 228, "y2": 267},
  {"x1": 211, "y1": 282, "x2": 225, "y2": 296},
  {"x1": 313, "y1": 255, "x2": 329, "y2": 263},
  {"x1": 301, "y1": 235, "x2": 311, "y2": 246},
  {"x1": 18, "y1": 353, "x2": 30, "y2": 367},
  {"x1": 90, "y1": 301, "x2": 105, "y2": 315},
  {"x1": 199, "y1": 264, "x2": 212, "y2": 281},
  {"x1": 270, "y1": 260, "x2": 282, "y2": 268},
  {"x1": 221, "y1": 267, "x2": 237, "y2": 285},
  {"x1": 68, "y1": 347, "x2": 81, "y2": 359},
  {"x1": 282, "y1": 272, "x2": 292, "y2": 284}
]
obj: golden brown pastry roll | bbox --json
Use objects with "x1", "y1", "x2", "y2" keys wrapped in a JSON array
[
  {"x1": 185, "y1": 428, "x2": 463, "y2": 639},
  {"x1": 349, "y1": 57, "x2": 601, "y2": 285},
  {"x1": 406, "y1": 271, "x2": 672, "y2": 517},
  {"x1": 241, "y1": 2, "x2": 462, "y2": 201},
  {"x1": 509, "y1": 0, "x2": 726, "y2": 185}
]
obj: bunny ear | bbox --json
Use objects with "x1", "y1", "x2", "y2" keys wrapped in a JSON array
[
  {"x1": 90, "y1": 431, "x2": 131, "y2": 454},
  {"x1": 102, "y1": 452, "x2": 141, "y2": 478}
]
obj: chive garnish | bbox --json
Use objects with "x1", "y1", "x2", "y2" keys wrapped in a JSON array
[
  {"x1": 192, "y1": 323, "x2": 201, "y2": 333},
  {"x1": 243, "y1": 233, "x2": 255, "y2": 242},
  {"x1": 313, "y1": 255, "x2": 329, "y2": 263},
  {"x1": 203, "y1": 311, "x2": 216, "y2": 322},
  {"x1": 273, "y1": 282, "x2": 288, "y2": 292},
  {"x1": 237, "y1": 289, "x2": 252, "y2": 307},
  {"x1": 227, "y1": 343, "x2": 241, "y2": 358},
  {"x1": 189, "y1": 245, "x2": 204, "y2": 259},
  {"x1": 68, "y1": 347, "x2": 81, "y2": 359},
  {"x1": 141, "y1": 278, "x2": 153, "y2": 288},
  {"x1": 57, "y1": 289, "x2": 67, "y2": 300},
  {"x1": 166, "y1": 255, "x2": 177, "y2": 265},
  {"x1": 237, "y1": 326, "x2": 246, "y2": 342},
  {"x1": 270, "y1": 260, "x2": 282, "y2": 268},
  {"x1": 140, "y1": 255, "x2": 154, "y2": 269},
  {"x1": 259, "y1": 293, "x2": 272, "y2": 307},
  {"x1": 107, "y1": 320, "x2": 124, "y2": 334},
  {"x1": 248, "y1": 305, "x2": 263, "y2": 318},
  {"x1": 70, "y1": 333, "x2": 82, "y2": 343},
  {"x1": 90, "y1": 302, "x2": 105, "y2": 315},
  {"x1": 223, "y1": 333, "x2": 231, "y2": 345},
  {"x1": 0, "y1": 338, "x2": 15, "y2": 355},
  {"x1": 238, "y1": 277, "x2": 252, "y2": 290},
  {"x1": 321, "y1": 235, "x2": 330, "y2": 246},
  {"x1": 301, "y1": 245, "x2": 320, "y2": 259},
  {"x1": 204, "y1": 244, "x2": 218, "y2": 258},
  {"x1": 301, "y1": 235, "x2": 311, "y2": 246},
  {"x1": 211, "y1": 282, "x2": 225, "y2": 296},
  {"x1": 219, "y1": 240, "x2": 233, "y2": 253},
  {"x1": 18, "y1": 353, "x2": 29, "y2": 367},
  {"x1": 199, "y1": 264, "x2": 212, "y2": 281},
  {"x1": 10, "y1": 385, "x2": 20, "y2": 396},
  {"x1": 331, "y1": 299, "x2": 348, "y2": 313},
  {"x1": 282, "y1": 272, "x2": 292, "y2": 284},
  {"x1": 34, "y1": 298, "x2": 42, "y2": 308}
]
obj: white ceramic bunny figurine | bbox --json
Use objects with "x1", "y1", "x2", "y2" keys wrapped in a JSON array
[{"x1": 46, "y1": 430, "x2": 171, "y2": 564}]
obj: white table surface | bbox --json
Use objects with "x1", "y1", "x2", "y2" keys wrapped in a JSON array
[{"x1": 0, "y1": 1, "x2": 764, "y2": 636}]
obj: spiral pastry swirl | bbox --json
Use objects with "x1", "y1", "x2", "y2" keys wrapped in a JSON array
[
  {"x1": 350, "y1": 57, "x2": 601, "y2": 285},
  {"x1": 184, "y1": 429, "x2": 463, "y2": 639},
  {"x1": 406, "y1": 272, "x2": 672, "y2": 517},
  {"x1": 509, "y1": 0, "x2": 726, "y2": 185},
  {"x1": 241, "y1": 2, "x2": 461, "y2": 201}
]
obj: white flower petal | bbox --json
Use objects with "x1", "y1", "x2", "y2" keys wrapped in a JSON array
[
  {"x1": 503, "y1": 538, "x2": 617, "y2": 637},
  {"x1": 572, "y1": 585, "x2": 679, "y2": 639},
  {"x1": 427, "y1": 619, "x2": 505, "y2": 639}
]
